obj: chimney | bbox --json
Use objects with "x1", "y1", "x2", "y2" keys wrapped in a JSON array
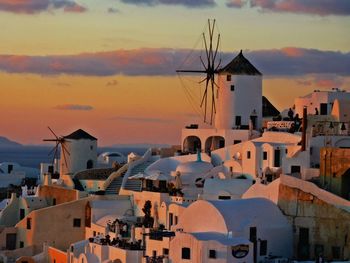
[{"x1": 301, "y1": 106, "x2": 307, "y2": 151}]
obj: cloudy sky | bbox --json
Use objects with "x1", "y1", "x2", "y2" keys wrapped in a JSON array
[{"x1": 0, "y1": 0, "x2": 349, "y2": 146}]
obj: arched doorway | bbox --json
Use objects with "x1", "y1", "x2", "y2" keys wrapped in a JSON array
[
  {"x1": 205, "y1": 136, "x2": 225, "y2": 153},
  {"x1": 183, "y1": 136, "x2": 201, "y2": 154},
  {"x1": 86, "y1": 160, "x2": 93, "y2": 169}
]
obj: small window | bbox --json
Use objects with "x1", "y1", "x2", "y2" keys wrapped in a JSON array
[
  {"x1": 332, "y1": 246, "x2": 341, "y2": 259},
  {"x1": 90, "y1": 145, "x2": 93, "y2": 150},
  {"x1": 26, "y1": 218, "x2": 31, "y2": 230},
  {"x1": 231, "y1": 85, "x2": 235, "y2": 91},
  {"x1": 260, "y1": 240, "x2": 267, "y2": 256},
  {"x1": 182, "y1": 247, "x2": 191, "y2": 259},
  {"x1": 19, "y1": 241, "x2": 24, "y2": 248},
  {"x1": 218, "y1": 195, "x2": 231, "y2": 200},
  {"x1": 152, "y1": 251, "x2": 157, "y2": 257},
  {"x1": 53, "y1": 198, "x2": 56, "y2": 205},
  {"x1": 285, "y1": 149, "x2": 288, "y2": 154},
  {"x1": 229, "y1": 167, "x2": 233, "y2": 172},
  {"x1": 247, "y1": 151, "x2": 251, "y2": 159},
  {"x1": 175, "y1": 216, "x2": 178, "y2": 225},
  {"x1": 20, "y1": 209, "x2": 25, "y2": 220},
  {"x1": 235, "y1": 116, "x2": 241, "y2": 126},
  {"x1": 169, "y1": 213, "x2": 173, "y2": 227},
  {"x1": 314, "y1": 244, "x2": 324, "y2": 257},
  {"x1": 163, "y1": 248, "x2": 169, "y2": 255},
  {"x1": 310, "y1": 147, "x2": 313, "y2": 155},
  {"x1": 233, "y1": 140, "x2": 241, "y2": 144},
  {"x1": 227, "y1": 75, "x2": 231, "y2": 81},
  {"x1": 209, "y1": 249, "x2": 216, "y2": 258},
  {"x1": 93, "y1": 231, "x2": 96, "y2": 237},
  {"x1": 73, "y1": 218, "x2": 81, "y2": 228},
  {"x1": 263, "y1": 151, "x2": 267, "y2": 160}
]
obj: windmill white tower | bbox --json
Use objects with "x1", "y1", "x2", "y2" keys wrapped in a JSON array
[
  {"x1": 178, "y1": 20, "x2": 264, "y2": 153},
  {"x1": 44, "y1": 128, "x2": 98, "y2": 176},
  {"x1": 215, "y1": 50, "x2": 263, "y2": 130}
]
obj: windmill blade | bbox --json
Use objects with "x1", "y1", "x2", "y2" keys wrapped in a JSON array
[
  {"x1": 48, "y1": 141, "x2": 59, "y2": 156},
  {"x1": 200, "y1": 56, "x2": 206, "y2": 70},
  {"x1": 47, "y1": 126, "x2": 59, "y2": 140},
  {"x1": 213, "y1": 34, "x2": 221, "y2": 63},
  {"x1": 61, "y1": 146, "x2": 69, "y2": 169},
  {"x1": 61, "y1": 142, "x2": 71, "y2": 156}
]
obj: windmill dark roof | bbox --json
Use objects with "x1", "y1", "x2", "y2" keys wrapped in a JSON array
[
  {"x1": 219, "y1": 50, "x2": 262, "y2": 76},
  {"x1": 262, "y1": 96, "x2": 280, "y2": 117},
  {"x1": 64, "y1": 129, "x2": 97, "y2": 141}
]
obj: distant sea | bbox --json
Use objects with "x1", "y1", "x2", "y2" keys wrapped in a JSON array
[{"x1": 0, "y1": 146, "x2": 147, "y2": 169}]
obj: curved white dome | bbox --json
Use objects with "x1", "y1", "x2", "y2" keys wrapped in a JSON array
[{"x1": 176, "y1": 161, "x2": 213, "y2": 174}]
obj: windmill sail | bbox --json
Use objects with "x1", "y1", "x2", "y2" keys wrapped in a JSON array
[{"x1": 177, "y1": 19, "x2": 221, "y2": 125}]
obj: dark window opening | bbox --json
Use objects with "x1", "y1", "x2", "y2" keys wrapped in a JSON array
[
  {"x1": 163, "y1": 248, "x2": 169, "y2": 255},
  {"x1": 235, "y1": 116, "x2": 241, "y2": 126},
  {"x1": 227, "y1": 75, "x2": 231, "y2": 81},
  {"x1": 48, "y1": 165, "x2": 54, "y2": 174},
  {"x1": 53, "y1": 198, "x2": 56, "y2": 205},
  {"x1": 86, "y1": 160, "x2": 93, "y2": 169},
  {"x1": 332, "y1": 246, "x2": 341, "y2": 259},
  {"x1": 314, "y1": 244, "x2": 324, "y2": 257},
  {"x1": 19, "y1": 241, "x2": 24, "y2": 248},
  {"x1": 291, "y1": 166, "x2": 301, "y2": 174},
  {"x1": 247, "y1": 151, "x2": 251, "y2": 159},
  {"x1": 263, "y1": 151, "x2": 267, "y2": 160},
  {"x1": 73, "y1": 218, "x2": 81, "y2": 228},
  {"x1": 320, "y1": 103, "x2": 328, "y2": 115},
  {"x1": 20, "y1": 209, "x2": 25, "y2": 220},
  {"x1": 218, "y1": 195, "x2": 231, "y2": 200},
  {"x1": 231, "y1": 85, "x2": 235, "y2": 91},
  {"x1": 209, "y1": 249, "x2": 216, "y2": 258},
  {"x1": 274, "y1": 149, "x2": 281, "y2": 167},
  {"x1": 169, "y1": 213, "x2": 173, "y2": 227},
  {"x1": 8, "y1": 164, "x2": 13, "y2": 174},
  {"x1": 175, "y1": 216, "x2": 178, "y2": 225},
  {"x1": 233, "y1": 140, "x2": 241, "y2": 145},
  {"x1": 26, "y1": 218, "x2": 31, "y2": 230},
  {"x1": 260, "y1": 240, "x2": 267, "y2": 256},
  {"x1": 182, "y1": 247, "x2": 191, "y2": 259}
]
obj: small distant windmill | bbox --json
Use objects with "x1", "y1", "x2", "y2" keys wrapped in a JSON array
[
  {"x1": 177, "y1": 19, "x2": 221, "y2": 125},
  {"x1": 43, "y1": 127, "x2": 70, "y2": 169}
]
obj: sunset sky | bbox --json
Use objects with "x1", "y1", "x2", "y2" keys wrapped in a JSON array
[{"x1": 0, "y1": 0, "x2": 350, "y2": 146}]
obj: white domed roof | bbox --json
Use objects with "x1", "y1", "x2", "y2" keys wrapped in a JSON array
[{"x1": 176, "y1": 160, "x2": 213, "y2": 174}]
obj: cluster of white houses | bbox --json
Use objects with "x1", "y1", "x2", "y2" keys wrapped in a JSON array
[{"x1": 0, "y1": 51, "x2": 350, "y2": 263}]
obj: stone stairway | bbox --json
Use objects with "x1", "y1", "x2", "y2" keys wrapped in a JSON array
[
  {"x1": 104, "y1": 161, "x2": 153, "y2": 194},
  {"x1": 104, "y1": 171, "x2": 125, "y2": 195}
]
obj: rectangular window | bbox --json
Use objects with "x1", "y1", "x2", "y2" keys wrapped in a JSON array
[
  {"x1": 250, "y1": 227, "x2": 257, "y2": 242},
  {"x1": 233, "y1": 140, "x2": 241, "y2": 145},
  {"x1": 26, "y1": 218, "x2": 31, "y2": 230},
  {"x1": 209, "y1": 249, "x2": 216, "y2": 258},
  {"x1": 163, "y1": 248, "x2": 169, "y2": 255},
  {"x1": 320, "y1": 103, "x2": 328, "y2": 115},
  {"x1": 182, "y1": 247, "x2": 191, "y2": 259},
  {"x1": 8, "y1": 164, "x2": 13, "y2": 174},
  {"x1": 73, "y1": 218, "x2": 81, "y2": 228},
  {"x1": 263, "y1": 151, "x2": 267, "y2": 160},
  {"x1": 169, "y1": 213, "x2": 173, "y2": 227},
  {"x1": 227, "y1": 75, "x2": 231, "y2": 81},
  {"x1": 48, "y1": 165, "x2": 54, "y2": 174},
  {"x1": 19, "y1": 241, "x2": 24, "y2": 248},
  {"x1": 230, "y1": 84, "x2": 235, "y2": 91},
  {"x1": 235, "y1": 116, "x2": 241, "y2": 126},
  {"x1": 291, "y1": 165, "x2": 301, "y2": 174},
  {"x1": 20, "y1": 209, "x2": 25, "y2": 220},
  {"x1": 314, "y1": 244, "x2": 324, "y2": 257},
  {"x1": 175, "y1": 216, "x2": 178, "y2": 225},
  {"x1": 247, "y1": 151, "x2": 251, "y2": 159},
  {"x1": 332, "y1": 246, "x2": 341, "y2": 259},
  {"x1": 218, "y1": 195, "x2": 231, "y2": 200},
  {"x1": 53, "y1": 198, "x2": 56, "y2": 205},
  {"x1": 310, "y1": 147, "x2": 313, "y2": 155},
  {"x1": 93, "y1": 231, "x2": 96, "y2": 237},
  {"x1": 260, "y1": 240, "x2": 267, "y2": 256}
]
